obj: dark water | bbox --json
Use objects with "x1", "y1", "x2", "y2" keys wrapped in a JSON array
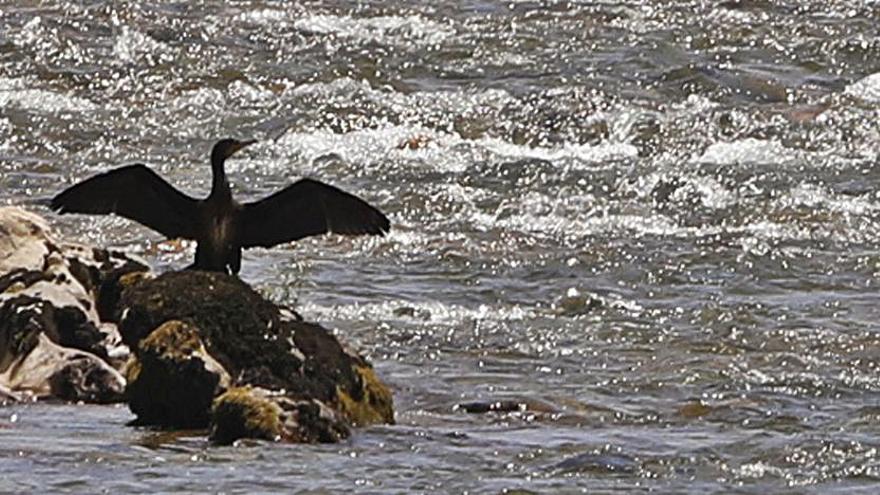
[{"x1": 2, "y1": 1, "x2": 880, "y2": 492}]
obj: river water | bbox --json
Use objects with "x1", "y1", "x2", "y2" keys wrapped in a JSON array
[{"x1": 2, "y1": 1, "x2": 880, "y2": 493}]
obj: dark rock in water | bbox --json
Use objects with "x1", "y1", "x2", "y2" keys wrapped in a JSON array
[
  {"x1": 0, "y1": 207, "x2": 142, "y2": 402},
  {"x1": 211, "y1": 386, "x2": 350, "y2": 444},
  {"x1": 651, "y1": 176, "x2": 685, "y2": 204},
  {"x1": 126, "y1": 320, "x2": 230, "y2": 428},
  {"x1": 118, "y1": 270, "x2": 394, "y2": 441},
  {"x1": 454, "y1": 397, "x2": 559, "y2": 415},
  {"x1": 211, "y1": 387, "x2": 284, "y2": 443},
  {"x1": 553, "y1": 291, "x2": 604, "y2": 317},
  {"x1": 455, "y1": 400, "x2": 527, "y2": 414}
]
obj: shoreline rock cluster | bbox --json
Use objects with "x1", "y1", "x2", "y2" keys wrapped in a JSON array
[{"x1": 0, "y1": 206, "x2": 394, "y2": 444}]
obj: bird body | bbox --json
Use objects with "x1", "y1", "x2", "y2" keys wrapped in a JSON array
[
  {"x1": 195, "y1": 199, "x2": 241, "y2": 273},
  {"x1": 51, "y1": 139, "x2": 390, "y2": 274}
]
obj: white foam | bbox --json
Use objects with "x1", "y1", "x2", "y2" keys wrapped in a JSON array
[
  {"x1": 293, "y1": 14, "x2": 453, "y2": 45},
  {"x1": 732, "y1": 461, "x2": 787, "y2": 479},
  {"x1": 0, "y1": 78, "x2": 95, "y2": 113},
  {"x1": 227, "y1": 80, "x2": 276, "y2": 106},
  {"x1": 301, "y1": 298, "x2": 533, "y2": 326},
  {"x1": 237, "y1": 8, "x2": 295, "y2": 26},
  {"x1": 275, "y1": 124, "x2": 449, "y2": 171},
  {"x1": 169, "y1": 87, "x2": 226, "y2": 110},
  {"x1": 696, "y1": 138, "x2": 800, "y2": 165},
  {"x1": 845, "y1": 72, "x2": 880, "y2": 103},
  {"x1": 113, "y1": 27, "x2": 170, "y2": 65},
  {"x1": 777, "y1": 183, "x2": 880, "y2": 215},
  {"x1": 480, "y1": 137, "x2": 638, "y2": 164}
]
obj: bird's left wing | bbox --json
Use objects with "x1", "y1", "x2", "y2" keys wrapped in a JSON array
[
  {"x1": 51, "y1": 164, "x2": 200, "y2": 240},
  {"x1": 239, "y1": 178, "x2": 390, "y2": 248}
]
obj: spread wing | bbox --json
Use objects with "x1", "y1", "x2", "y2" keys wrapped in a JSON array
[
  {"x1": 240, "y1": 178, "x2": 390, "y2": 248},
  {"x1": 51, "y1": 164, "x2": 200, "y2": 240}
]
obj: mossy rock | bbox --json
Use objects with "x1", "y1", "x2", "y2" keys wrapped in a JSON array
[
  {"x1": 119, "y1": 271, "x2": 302, "y2": 390},
  {"x1": 337, "y1": 365, "x2": 395, "y2": 426},
  {"x1": 211, "y1": 386, "x2": 350, "y2": 445},
  {"x1": 211, "y1": 387, "x2": 283, "y2": 445},
  {"x1": 119, "y1": 270, "x2": 394, "y2": 437},
  {"x1": 127, "y1": 320, "x2": 230, "y2": 428}
]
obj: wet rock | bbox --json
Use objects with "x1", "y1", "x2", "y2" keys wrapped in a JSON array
[
  {"x1": 118, "y1": 270, "x2": 394, "y2": 440},
  {"x1": 456, "y1": 400, "x2": 527, "y2": 414},
  {"x1": 397, "y1": 134, "x2": 432, "y2": 150},
  {"x1": 0, "y1": 383, "x2": 23, "y2": 404},
  {"x1": 211, "y1": 387, "x2": 283, "y2": 443},
  {"x1": 97, "y1": 269, "x2": 153, "y2": 324},
  {"x1": 454, "y1": 397, "x2": 559, "y2": 415},
  {"x1": 651, "y1": 176, "x2": 685, "y2": 204},
  {"x1": 47, "y1": 348, "x2": 127, "y2": 403},
  {"x1": 0, "y1": 332, "x2": 125, "y2": 403},
  {"x1": 678, "y1": 400, "x2": 713, "y2": 419},
  {"x1": 0, "y1": 206, "x2": 146, "y2": 402},
  {"x1": 126, "y1": 320, "x2": 230, "y2": 428},
  {"x1": 552, "y1": 290, "x2": 604, "y2": 317},
  {"x1": 336, "y1": 365, "x2": 394, "y2": 427},
  {"x1": 211, "y1": 386, "x2": 349, "y2": 445}
]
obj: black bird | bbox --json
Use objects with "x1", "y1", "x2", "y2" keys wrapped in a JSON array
[{"x1": 51, "y1": 139, "x2": 390, "y2": 274}]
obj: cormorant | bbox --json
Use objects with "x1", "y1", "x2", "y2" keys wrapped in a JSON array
[{"x1": 51, "y1": 139, "x2": 390, "y2": 274}]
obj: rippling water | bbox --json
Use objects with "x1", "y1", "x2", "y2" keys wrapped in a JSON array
[{"x1": 2, "y1": 1, "x2": 880, "y2": 492}]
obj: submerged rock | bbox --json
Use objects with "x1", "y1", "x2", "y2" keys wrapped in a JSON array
[
  {"x1": 0, "y1": 207, "x2": 146, "y2": 402},
  {"x1": 119, "y1": 270, "x2": 394, "y2": 443}
]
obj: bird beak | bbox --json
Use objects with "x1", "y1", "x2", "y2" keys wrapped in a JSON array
[{"x1": 232, "y1": 139, "x2": 257, "y2": 155}]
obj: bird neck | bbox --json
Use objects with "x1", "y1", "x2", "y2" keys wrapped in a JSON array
[{"x1": 210, "y1": 157, "x2": 231, "y2": 200}]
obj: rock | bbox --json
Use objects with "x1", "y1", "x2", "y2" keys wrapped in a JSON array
[
  {"x1": 453, "y1": 397, "x2": 558, "y2": 415},
  {"x1": 0, "y1": 293, "x2": 126, "y2": 403},
  {"x1": 118, "y1": 271, "x2": 394, "y2": 441},
  {"x1": 455, "y1": 400, "x2": 528, "y2": 414},
  {"x1": 0, "y1": 332, "x2": 125, "y2": 403},
  {"x1": 126, "y1": 320, "x2": 230, "y2": 428},
  {"x1": 336, "y1": 365, "x2": 395, "y2": 427},
  {"x1": 0, "y1": 206, "x2": 147, "y2": 402},
  {"x1": 211, "y1": 386, "x2": 349, "y2": 445},
  {"x1": 0, "y1": 383, "x2": 23, "y2": 404},
  {"x1": 211, "y1": 387, "x2": 283, "y2": 443},
  {"x1": 0, "y1": 207, "x2": 56, "y2": 274},
  {"x1": 0, "y1": 207, "x2": 393, "y2": 443},
  {"x1": 47, "y1": 345, "x2": 127, "y2": 403}
]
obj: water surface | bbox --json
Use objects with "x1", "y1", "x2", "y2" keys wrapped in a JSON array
[{"x1": 2, "y1": 1, "x2": 880, "y2": 493}]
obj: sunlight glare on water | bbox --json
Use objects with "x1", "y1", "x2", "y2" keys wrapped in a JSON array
[{"x1": 2, "y1": 0, "x2": 880, "y2": 493}]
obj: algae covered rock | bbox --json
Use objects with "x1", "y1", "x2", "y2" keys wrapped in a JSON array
[
  {"x1": 337, "y1": 365, "x2": 395, "y2": 427},
  {"x1": 118, "y1": 270, "x2": 394, "y2": 441},
  {"x1": 211, "y1": 387, "x2": 350, "y2": 445},
  {"x1": 210, "y1": 387, "x2": 284, "y2": 443},
  {"x1": 126, "y1": 320, "x2": 230, "y2": 427}
]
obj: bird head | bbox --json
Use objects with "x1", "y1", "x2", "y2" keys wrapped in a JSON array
[{"x1": 211, "y1": 138, "x2": 257, "y2": 164}]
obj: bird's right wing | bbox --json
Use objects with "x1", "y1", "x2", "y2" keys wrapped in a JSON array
[{"x1": 51, "y1": 164, "x2": 200, "y2": 240}]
